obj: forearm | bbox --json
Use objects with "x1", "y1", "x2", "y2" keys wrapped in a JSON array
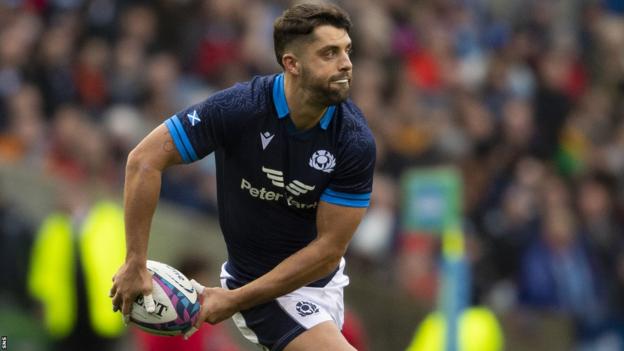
[
  {"x1": 232, "y1": 237, "x2": 343, "y2": 311},
  {"x1": 111, "y1": 124, "x2": 182, "y2": 317},
  {"x1": 123, "y1": 152, "x2": 163, "y2": 264},
  {"x1": 121, "y1": 124, "x2": 181, "y2": 264},
  {"x1": 227, "y1": 203, "x2": 365, "y2": 312}
]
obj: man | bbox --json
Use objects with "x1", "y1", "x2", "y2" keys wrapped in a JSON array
[{"x1": 110, "y1": 3, "x2": 375, "y2": 350}]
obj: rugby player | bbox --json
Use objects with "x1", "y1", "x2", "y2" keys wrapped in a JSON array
[{"x1": 111, "y1": 2, "x2": 375, "y2": 350}]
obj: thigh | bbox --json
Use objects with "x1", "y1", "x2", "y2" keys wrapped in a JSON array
[
  {"x1": 220, "y1": 261, "x2": 350, "y2": 351},
  {"x1": 284, "y1": 321, "x2": 356, "y2": 351}
]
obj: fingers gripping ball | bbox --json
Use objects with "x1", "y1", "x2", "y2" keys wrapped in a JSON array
[{"x1": 130, "y1": 260, "x2": 201, "y2": 336}]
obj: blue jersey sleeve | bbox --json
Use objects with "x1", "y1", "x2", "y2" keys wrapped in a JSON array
[
  {"x1": 320, "y1": 123, "x2": 376, "y2": 208},
  {"x1": 164, "y1": 81, "x2": 257, "y2": 163},
  {"x1": 164, "y1": 109, "x2": 205, "y2": 163}
]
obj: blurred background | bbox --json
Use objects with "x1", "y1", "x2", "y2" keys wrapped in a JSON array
[{"x1": 1, "y1": 0, "x2": 624, "y2": 350}]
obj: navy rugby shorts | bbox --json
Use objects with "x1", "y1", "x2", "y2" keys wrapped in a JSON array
[{"x1": 219, "y1": 258, "x2": 348, "y2": 351}]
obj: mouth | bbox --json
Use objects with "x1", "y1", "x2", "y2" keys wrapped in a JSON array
[{"x1": 330, "y1": 78, "x2": 351, "y2": 86}]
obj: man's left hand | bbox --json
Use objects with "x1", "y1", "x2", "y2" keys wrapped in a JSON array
[{"x1": 183, "y1": 279, "x2": 240, "y2": 339}]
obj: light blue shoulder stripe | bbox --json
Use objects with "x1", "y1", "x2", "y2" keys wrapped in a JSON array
[
  {"x1": 323, "y1": 188, "x2": 371, "y2": 201},
  {"x1": 320, "y1": 188, "x2": 371, "y2": 208},
  {"x1": 320, "y1": 193, "x2": 370, "y2": 208},
  {"x1": 165, "y1": 115, "x2": 198, "y2": 163},
  {"x1": 170, "y1": 115, "x2": 198, "y2": 162},
  {"x1": 164, "y1": 117, "x2": 190, "y2": 163}
]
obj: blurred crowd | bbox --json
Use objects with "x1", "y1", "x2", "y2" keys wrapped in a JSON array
[{"x1": 1, "y1": 0, "x2": 624, "y2": 349}]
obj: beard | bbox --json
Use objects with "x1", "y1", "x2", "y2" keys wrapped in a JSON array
[{"x1": 300, "y1": 65, "x2": 351, "y2": 106}]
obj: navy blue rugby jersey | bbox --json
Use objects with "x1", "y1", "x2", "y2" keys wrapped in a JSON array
[{"x1": 164, "y1": 73, "x2": 376, "y2": 285}]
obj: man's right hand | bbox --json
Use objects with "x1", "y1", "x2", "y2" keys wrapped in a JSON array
[{"x1": 110, "y1": 260, "x2": 156, "y2": 323}]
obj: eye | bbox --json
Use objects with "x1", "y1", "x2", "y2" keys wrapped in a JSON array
[{"x1": 324, "y1": 49, "x2": 336, "y2": 58}]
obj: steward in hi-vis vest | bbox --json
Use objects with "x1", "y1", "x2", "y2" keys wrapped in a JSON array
[{"x1": 28, "y1": 201, "x2": 126, "y2": 350}]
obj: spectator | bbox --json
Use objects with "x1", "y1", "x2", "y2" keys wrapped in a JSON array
[{"x1": 28, "y1": 187, "x2": 126, "y2": 351}]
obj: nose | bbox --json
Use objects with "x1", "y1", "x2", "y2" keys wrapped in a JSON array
[{"x1": 339, "y1": 51, "x2": 352, "y2": 72}]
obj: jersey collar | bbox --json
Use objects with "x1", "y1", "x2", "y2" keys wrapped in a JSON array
[{"x1": 273, "y1": 73, "x2": 336, "y2": 130}]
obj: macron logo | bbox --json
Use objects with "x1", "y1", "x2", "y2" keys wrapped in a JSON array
[
  {"x1": 260, "y1": 131, "x2": 274, "y2": 150},
  {"x1": 187, "y1": 110, "x2": 200, "y2": 126}
]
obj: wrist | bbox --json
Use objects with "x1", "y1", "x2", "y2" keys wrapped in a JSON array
[
  {"x1": 125, "y1": 254, "x2": 147, "y2": 267},
  {"x1": 229, "y1": 288, "x2": 249, "y2": 311}
]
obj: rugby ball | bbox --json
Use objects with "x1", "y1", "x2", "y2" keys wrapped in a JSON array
[{"x1": 130, "y1": 260, "x2": 201, "y2": 335}]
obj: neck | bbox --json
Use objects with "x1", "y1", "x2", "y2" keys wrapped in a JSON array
[{"x1": 284, "y1": 73, "x2": 326, "y2": 130}]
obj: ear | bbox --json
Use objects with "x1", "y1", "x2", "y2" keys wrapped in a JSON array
[{"x1": 282, "y1": 53, "x2": 300, "y2": 76}]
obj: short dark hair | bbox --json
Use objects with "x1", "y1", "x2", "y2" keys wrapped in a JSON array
[{"x1": 273, "y1": 2, "x2": 352, "y2": 68}]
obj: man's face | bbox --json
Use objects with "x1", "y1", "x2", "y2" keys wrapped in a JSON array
[{"x1": 297, "y1": 25, "x2": 353, "y2": 105}]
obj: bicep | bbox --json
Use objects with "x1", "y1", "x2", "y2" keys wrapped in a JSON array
[
  {"x1": 128, "y1": 123, "x2": 183, "y2": 171},
  {"x1": 316, "y1": 201, "x2": 367, "y2": 252}
]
